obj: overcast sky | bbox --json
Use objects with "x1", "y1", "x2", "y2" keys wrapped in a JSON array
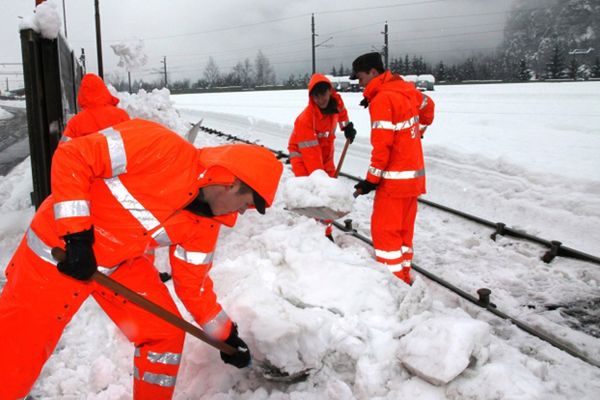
[{"x1": 1, "y1": 0, "x2": 519, "y2": 87}]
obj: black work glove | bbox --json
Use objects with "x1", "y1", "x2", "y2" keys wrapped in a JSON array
[
  {"x1": 359, "y1": 97, "x2": 369, "y2": 108},
  {"x1": 354, "y1": 180, "x2": 378, "y2": 196},
  {"x1": 57, "y1": 228, "x2": 97, "y2": 281},
  {"x1": 342, "y1": 122, "x2": 357, "y2": 143},
  {"x1": 220, "y1": 324, "x2": 251, "y2": 368}
]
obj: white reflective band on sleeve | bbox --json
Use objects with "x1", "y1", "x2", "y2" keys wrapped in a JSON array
[
  {"x1": 371, "y1": 120, "x2": 395, "y2": 130},
  {"x1": 298, "y1": 139, "x2": 319, "y2": 148},
  {"x1": 382, "y1": 168, "x2": 425, "y2": 180},
  {"x1": 152, "y1": 227, "x2": 172, "y2": 246},
  {"x1": 420, "y1": 95, "x2": 428, "y2": 110},
  {"x1": 202, "y1": 310, "x2": 229, "y2": 336},
  {"x1": 316, "y1": 131, "x2": 330, "y2": 138},
  {"x1": 386, "y1": 264, "x2": 404, "y2": 273},
  {"x1": 401, "y1": 246, "x2": 413, "y2": 254},
  {"x1": 100, "y1": 127, "x2": 127, "y2": 176},
  {"x1": 134, "y1": 366, "x2": 140, "y2": 380},
  {"x1": 368, "y1": 166, "x2": 383, "y2": 177},
  {"x1": 339, "y1": 120, "x2": 348, "y2": 129},
  {"x1": 289, "y1": 151, "x2": 301, "y2": 158},
  {"x1": 375, "y1": 248, "x2": 403, "y2": 260},
  {"x1": 174, "y1": 245, "x2": 214, "y2": 265},
  {"x1": 147, "y1": 351, "x2": 182, "y2": 365},
  {"x1": 104, "y1": 177, "x2": 161, "y2": 232},
  {"x1": 26, "y1": 229, "x2": 57, "y2": 265},
  {"x1": 53, "y1": 200, "x2": 91, "y2": 219},
  {"x1": 134, "y1": 347, "x2": 141, "y2": 358},
  {"x1": 143, "y1": 372, "x2": 176, "y2": 387},
  {"x1": 401, "y1": 260, "x2": 412, "y2": 267},
  {"x1": 395, "y1": 116, "x2": 419, "y2": 131}
]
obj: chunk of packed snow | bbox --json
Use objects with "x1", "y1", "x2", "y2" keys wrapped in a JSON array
[
  {"x1": 19, "y1": 1, "x2": 62, "y2": 39},
  {"x1": 110, "y1": 39, "x2": 148, "y2": 71},
  {"x1": 279, "y1": 169, "x2": 355, "y2": 212},
  {"x1": 397, "y1": 315, "x2": 491, "y2": 385}
]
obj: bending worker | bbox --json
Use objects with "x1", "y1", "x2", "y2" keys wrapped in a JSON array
[
  {"x1": 350, "y1": 52, "x2": 435, "y2": 285},
  {"x1": 0, "y1": 118, "x2": 283, "y2": 399}
]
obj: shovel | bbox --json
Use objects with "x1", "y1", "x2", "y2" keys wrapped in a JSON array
[
  {"x1": 51, "y1": 248, "x2": 311, "y2": 383},
  {"x1": 185, "y1": 119, "x2": 203, "y2": 144},
  {"x1": 288, "y1": 138, "x2": 352, "y2": 221}
]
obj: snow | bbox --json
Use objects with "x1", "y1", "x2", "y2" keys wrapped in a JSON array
[
  {"x1": 280, "y1": 170, "x2": 355, "y2": 212},
  {"x1": 1, "y1": 82, "x2": 600, "y2": 399},
  {"x1": 110, "y1": 38, "x2": 148, "y2": 72},
  {"x1": 19, "y1": 0, "x2": 62, "y2": 39},
  {"x1": 0, "y1": 108, "x2": 13, "y2": 120}
]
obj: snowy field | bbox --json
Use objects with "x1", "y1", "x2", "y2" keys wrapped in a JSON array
[{"x1": 1, "y1": 82, "x2": 599, "y2": 399}]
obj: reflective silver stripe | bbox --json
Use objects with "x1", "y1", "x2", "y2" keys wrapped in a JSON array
[
  {"x1": 386, "y1": 263, "x2": 404, "y2": 273},
  {"x1": 289, "y1": 151, "x2": 302, "y2": 158},
  {"x1": 143, "y1": 372, "x2": 176, "y2": 387},
  {"x1": 100, "y1": 127, "x2": 127, "y2": 176},
  {"x1": 375, "y1": 248, "x2": 403, "y2": 260},
  {"x1": 401, "y1": 246, "x2": 413, "y2": 254},
  {"x1": 104, "y1": 177, "x2": 161, "y2": 232},
  {"x1": 420, "y1": 95, "x2": 428, "y2": 110},
  {"x1": 53, "y1": 200, "x2": 90, "y2": 219},
  {"x1": 152, "y1": 227, "x2": 172, "y2": 246},
  {"x1": 202, "y1": 310, "x2": 229, "y2": 336},
  {"x1": 60, "y1": 135, "x2": 71, "y2": 143},
  {"x1": 298, "y1": 139, "x2": 319, "y2": 149},
  {"x1": 147, "y1": 351, "x2": 182, "y2": 365},
  {"x1": 26, "y1": 229, "x2": 57, "y2": 265},
  {"x1": 381, "y1": 168, "x2": 425, "y2": 180},
  {"x1": 316, "y1": 131, "x2": 330, "y2": 138},
  {"x1": 339, "y1": 120, "x2": 348, "y2": 129},
  {"x1": 173, "y1": 245, "x2": 214, "y2": 265},
  {"x1": 134, "y1": 347, "x2": 141, "y2": 358},
  {"x1": 134, "y1": 366, "x2": 140, "y2": 380},
  {"x1": 372, "y1": 117, "x2": 418, "y2": 131},
  {"x1": 401, "y1": 260, "x2": 412, "y2": 267},
  {"x1": 371, "y1": 120, "x2": 395, "y2": 130},
  {"x1": 368, "y1": 166, "x2": 383, "y2": 177}
]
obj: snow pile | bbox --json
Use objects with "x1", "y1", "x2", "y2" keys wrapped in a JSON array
[
  {"x1": 111, "y1": 87, "x2": 189, "y2": 135},
  {"x1": 0, "y1": 108, "x2": 13, "y2": 120},
  {"x1": 279, "y1": 169, "x2": 355, "y2": 212},
  {"x1": 19, "y1": 0, "x2": 61, "y2": 39},
  {"x1": 110, "y1": 39, "x2": 148, "y2": 71}
]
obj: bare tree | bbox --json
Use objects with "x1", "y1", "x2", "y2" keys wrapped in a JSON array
[
  {"x1": 233, "y1": 58, "x2": 254, "y2": 87},
  {"x1": 254, "y1": 50, "x2": 276, "y2": 86},
  {"x1": 203, "y1": 56, "x2": 220, "y2": 87}
]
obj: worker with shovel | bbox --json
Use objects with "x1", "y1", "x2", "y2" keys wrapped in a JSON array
[
  {"x1": 0, "y1": 118, "x2": 283, "y2": 399},
  {"x1": 350, "y1": 52, "x2": 435, "y2": 285},
  {"x1": 287, "y1": 73, "x2": 357, "y2": 241}
]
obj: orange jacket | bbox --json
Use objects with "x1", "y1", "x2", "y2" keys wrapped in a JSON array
[
  {"x1": 30, "y1": 119, "x2": 283, "y2": 339},
  {"x1": 363, "y1": 71, "x2": 435, "y2": 197},
  {"x1": 61, "y1": 73, "x2": 130, "y2": 141},
  {"x1": 288, "y1": 74, "x2": 349, "y2": 177}
]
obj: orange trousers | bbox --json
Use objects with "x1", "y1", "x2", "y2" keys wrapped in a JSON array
[
  {"x1": 0, "y1": 238, "x2": 185, "y2": 400},
  {"x1": 371, "y1": 193, "x2": 418, "y2": 283}
]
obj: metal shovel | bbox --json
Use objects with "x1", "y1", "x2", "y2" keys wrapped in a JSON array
[
  {"x1": 51, "y1": 248, "x2": 311, "y2": 383},
  {"x1": 288, "y1": 138, "x2": 353, "y2": 220}
]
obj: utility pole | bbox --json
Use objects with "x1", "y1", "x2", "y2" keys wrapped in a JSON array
[
  {"x1": 383, "y1": 21, "x2": 389, "y2": 70},
  {"x1": 311, "y1": 14, "x2": 316, "y2": 74},
  {"x1": 94, "y1": 0, "x2": 104, "y2": 78},
  {"x1": 162, "y1": 56, "x2": 168, "y2": 88}
]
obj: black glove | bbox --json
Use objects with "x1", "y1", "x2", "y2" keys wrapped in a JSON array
[
  {"x1": 342, "y1": 122, "x2": 357, "y2": 143},
  {"x1": 220, "y1": 324, "x2": 251, "y2": 368},
  {"x1": 359, "y1": 97, "x2": 369, "y2": 108},
  {"x1": 354, "y1": 180, "x2": 378, "y2": 196},
  {"x1": 57, "y1": 228, "x2": 97, "y2": 281}
]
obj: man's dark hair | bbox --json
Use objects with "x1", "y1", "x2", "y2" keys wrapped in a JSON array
[
  {"x1": 310, "y1": 81, "x2": 331, "y2": 97},
  {"x1": 239, "y1": 180, "x2": 266, "y2": 214}
]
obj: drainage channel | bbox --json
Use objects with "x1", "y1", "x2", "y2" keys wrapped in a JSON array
[{"x1": 197, "y1": 123, "x2": 600, "y2": 369}]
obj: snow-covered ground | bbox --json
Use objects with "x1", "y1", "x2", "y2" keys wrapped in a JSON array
[{"x1": 1, "y1": 82, "x2": 599, "y2": 399}]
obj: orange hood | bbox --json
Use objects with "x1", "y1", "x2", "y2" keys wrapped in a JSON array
[{"x1": 77, "y1": 73, "x2": 120, "y2": 109}]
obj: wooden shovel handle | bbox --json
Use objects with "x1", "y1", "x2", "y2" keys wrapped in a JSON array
[
  {"x1": 334, "y1": 139, "x2": 351, "y2": 178},
  {"x1": 51, "y1": 247, "x2": 237, "y2": 355}
]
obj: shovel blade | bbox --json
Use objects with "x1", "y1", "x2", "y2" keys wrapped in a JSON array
[{"x1": 288, "y1": 206, "x2": 349, "y2": 220}]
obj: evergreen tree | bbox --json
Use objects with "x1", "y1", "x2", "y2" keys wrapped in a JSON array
[
  {"x1": 436, "y1": 61, "x2": 447, "y2": 81},
  {"x1": 546, "y1": 44, "x2": 565, "y2": 79},
  {"x1": 569, "y1": 57, "x2": 578, "y2": 80},
  {"x1": 404, "y1": 55, "x2": 410, "y2": 74},
  {"x1": 331, "y1": 66, "x2": 337, "y2": 76},
  {"x1": 592, "y1": 57, "x2": 600, "y2": 78},
  {"x1": 517, "y1": 59, "x2": 531, "y2": 81},
  {"x1": 338, "y1": 63, "x2": 345, "y2": 76},
  {"x1": 286, "y1": 74, "x2": 297, "y2": 87}
]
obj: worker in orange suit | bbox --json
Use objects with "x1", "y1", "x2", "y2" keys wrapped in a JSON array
[
  {"x1": 287, "y1": 74, "x2": 356, "y2": 241},
  {"x1": 350, "y1": 52, "x2": 435, "y2": 285},
  {"x1": 61, "y1": 73, "x2": 130, "y2": 142},
  {"x1": 0, "y1": 118, "x2": 283, "y2": 400}
]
